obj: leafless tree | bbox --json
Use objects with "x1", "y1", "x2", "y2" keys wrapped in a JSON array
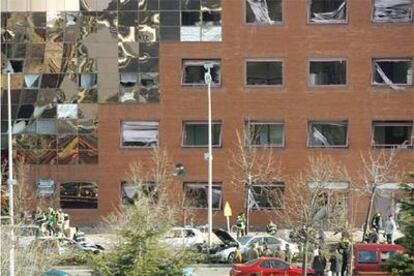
[
  {"x1": 276, "y1": 154, "x2": 350, "y2": 276},
  {"x1": 229, "y1": 128, "x2": 283, "y2": 234},
  {"x1": 357, "y1": 147, "x2": 404, "y2": 241}
]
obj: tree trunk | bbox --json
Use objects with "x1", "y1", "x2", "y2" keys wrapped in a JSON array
[
  {"x1": 362, "y1": 185, "x2": 377, "y2": 241},
  {"x1": 301, "y1": 238, "x2": 308, "y2": 276},
  {"x1": 244, "y1": 184, "x2": 250, "y2": 235}
]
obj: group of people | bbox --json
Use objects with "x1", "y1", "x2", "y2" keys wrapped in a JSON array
[
  {"x1": 234, "y1": 242, "x2": 294, "y2": 264},
  {"x1": 33, "y1": 207, "x2": 70, "y2": 237},
  {"x1": 365, "y1": 212, "x2": 397, "y2": 244}
]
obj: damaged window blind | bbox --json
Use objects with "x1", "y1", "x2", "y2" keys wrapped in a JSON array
[
  {"x1": 373, "y1": 0, "x2": 413, "y2": 23},
  {"x1": 373, "y1": 121, "x2": 413, "y2": 147},
  {"x1": 246, "y1": 61, "x2": 283, "y2": 85},
  {"x1": 309, "y1": 121, "x2": 348, "y2": 147},
  {"x1": 250, "y1": 183, "x2": 285, "y2": 210},
  {"x1": 246, "y1": 0, "x2": 282, "y2": 24},
  {"x1": 310, "y1": 0, "x2": 347, "y2": 23},
  {"x1": 121, "y1": 121, "x2": 159, "y2": 147},
  {"x1": 373, "y1": 59, "x2": 413, "y2": 89},
  {"x1": 309, "y1": 60, "x2": 346, "y2": 85},
  {"x1": 181, "y1": 60, "x2": 221, "y2": 85}
]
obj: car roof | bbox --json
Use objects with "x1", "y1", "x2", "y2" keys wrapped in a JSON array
[{"x1": 354, "y1": 243, "x2": 404, "y2": 251}]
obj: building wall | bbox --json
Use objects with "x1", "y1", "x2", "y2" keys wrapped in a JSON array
[{"x1": 2, "y1": 0, "x2": 414, "y2": 228}]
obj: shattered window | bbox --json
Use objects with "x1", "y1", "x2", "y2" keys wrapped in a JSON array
[
  {"x1": 372, "y1": 121, "x2": 413, "y2": 147},
  {"x1": 246, "y1": 61, "x2": 283, "y2": 85},
  {"x1": 183, "y1": 183, "x2": 222, "y2": 210},
  {"x1": 308, "y1": 121, "x2": 348, "y2": 147},
  {"x1": 121, "y1": 181, "x2": 157, "y2": 205},
  {"x1": 121, "y1": 121, "x2": 159, "y2": 147},
  {"x1": 373, "y1": 0, "x2": 413, "y2": 23},
  {"x1": 181, "y1": 60, "x2": 221, "y2": 86},
  {"x1": 309, "y1": 0, "x2": 347, "y2": 23},
  {"x1": 60, "y1": 182, "x2": 98, "y2": 209},
  {"x1": 250, "y1": 183, "x2": 285, "y2": 210},
  {"x1": 57, "y1": 104, "x2": 78, "y2": 119},
  {"x1": 247, "y1": 122, "x2": 284, "y2": 147},
  {"x1": 309, "y1": 60, "x2": 347, "y2": 86},
  {"x1": 373, "y1": 59, "x2": 413, "y2": 89},
  {"x1": 183, "y1": 122, "x2": 222, "y2": 147},
  {"x1": 246, "y1": 0, "x2": 282, "y2": 24}
]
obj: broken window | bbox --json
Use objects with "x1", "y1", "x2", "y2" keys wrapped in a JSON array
[
  {"x1": 246, "y1": 61, "x2": 283, "y2": 85},
  {"x1": 247, "y1": 122, "x2": 284, "y2": 146},
  {"x1": 249, "y1": 183, "x2": 285, "y2": 210},
  {"x1": 373, "y1": 0, "x2": 413, "y2": 23},
  {"x1": 183, "y1": 122, "x2": 222, "y2": 147},
  {"x1": 181, "y1": 60, "x2": 221, "y2": 86},
  {"x1": 372, "y1": 121, "x2": 413, "y2": 147},
  {"x1": 23, "y1": 74, "x2": 41, "y2": 89},
  {"x1": 121, "y1": 121, "x2": 159, "y2": 147},
  {"x1": 246, "y1": 0, "x2": 282, "y2": 24},
  {"x1": 309, "y1": 60, "x2": 346, "y2": 85},
  {"x1": 57, "y1": 104, "x2": 78, "y2": 119},
  {"x1": 121, "y1": 181, "x2": 157, "y2": 205},
  {"x1": 183, "y1": 183, "x2": 222, "y2": 210},
  {"x1": 78, "y1": 73, "x2": 97, "y2": 89},
  {"x1": 308, "y1": 121, "x2": 348, "y2": 147},
  {"x1": 60, "y1": 182, "x2": 98, "y2": 209},
  {"x1": 309, "y1": 0, "x2": 347, "y2": 23},
  {"x1": 373, "y1": 59, "x2": 413, "y2": 89}
]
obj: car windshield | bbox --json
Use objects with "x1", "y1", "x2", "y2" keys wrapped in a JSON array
[{"x1": 238, "y1": 236, "x2": 253, "y2": 245}]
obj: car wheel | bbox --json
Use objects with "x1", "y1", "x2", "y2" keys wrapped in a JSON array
[{"x1": 227, "y1": 252, "x2": 235, "y2": 263}]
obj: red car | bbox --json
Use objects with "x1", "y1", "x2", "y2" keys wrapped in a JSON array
[
  {"x1": 230, "y1": 257, "x2": 315, "y2": 276},
  {"x1": 353, "y1": 243, "x2": 405, "y2": 275}
]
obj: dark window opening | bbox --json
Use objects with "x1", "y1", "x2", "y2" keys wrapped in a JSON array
[
  {"x1": 181, "y1": 60, "x2": 220, "y2": 85},
  {"x1": 246, "y1": 0, "x2": 282, "y2": 24},
  {"x1": 246, "y1": 61, "x2": 283, "y2": 85},
  {"x1": 309, "y1": 60, "x2": 346, "y2": 85},
  {"x1": 309, "y1": 121, "x2": 348, "y2": 147},
  {"x1": 373, "y1": 60, "x2": 412, "y2": 86},
  {"x1": 60, "y1": 182, "x2": 98, "y2": 209},
  {"x1": 121, "y1": 121, "x2": 159, "y2": 147},
  {"x1": 373, "y1": 121, "x2": 413, "y2": 147},
  {"x1": 247, "y1": 122, "x2": 284, "y2": 146},
  {"x1": 183, "y1": 183, "x2": 222, "y2": 209},
  {"x1": 183, "y1": 122, "x2": 221, "y2": 146},
  {"x1": 250, "y1": 183, "x2": 285, "y2": 210},
  {"x1": 310, "y1": 0, "x2": 347, "y2": 23}
]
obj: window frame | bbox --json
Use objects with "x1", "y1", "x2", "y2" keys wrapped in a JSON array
[
  {"x1": 307, "y1": 0, "x2": 348, "y2": 25},
  {"x1": 307, "y1": 120, "x2": 349, "y2": 148},
  {"x1": 182, "y1": 182, "x2": 223, "y2": 210},
  {"x1": 245, "y1": 59, "x2": 284, "y2": 87},
  {"x1": 371, "y1": 0, "x2": 413, "y2": 24},
  {"x1": 250, "y1": 182, "x2": 285, "y2": 210},
  {"x1": 244, "y1": 0, "x2": 284, "y2": 26},
  {"x1": 181, "y1": 121, "x2": 223, "y2": 148},
  {"x1": 371, "y1": 121, "x2": 414, "y2": 148},
  {"x1": 120, "y1": 181, "x2": 157, "y2": 205},
  {"x1": 371, "y1": 58, "x2": 413, "y2": 87},
  {"x1": 181, "y1": 59, "x2": 221, "y2": 87},
  {"x1": 245, "y1": 121, "x2": 285, "y2": 148},
  {"x1": 120, "y1": 120, "x2": 160, "y2": 149},
  {"x1": 60, "y1": 181, "x2": 98, "y2": 210},
  {"x1": 308, "y1": 59, "x2": 348, "y2": 87}
]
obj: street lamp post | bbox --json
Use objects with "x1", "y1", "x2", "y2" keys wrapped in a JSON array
[
  {"x1": 7, "y1": 72, "x2": 16, "y2": 276},
  {"x1": 204, "y1": 64, "x2": 214, "y2": 248}
]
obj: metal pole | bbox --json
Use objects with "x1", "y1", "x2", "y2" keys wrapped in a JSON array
[
  {"x1": 204, "y1": 64, "x2": 213, "y2": 248},
  {"x1": 7, "y1": 72, "x2": 16, "y2": 276}
]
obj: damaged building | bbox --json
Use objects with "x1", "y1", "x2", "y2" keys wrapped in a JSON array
[{"x1": 1, "y1": 0, "x2": 413, "y2": 227}]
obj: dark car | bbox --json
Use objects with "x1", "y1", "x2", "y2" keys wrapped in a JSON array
[
  {"x1": 353, "y1": 243, "x2": 405, "y2": 275},
  {"x1": 230, "y1": 257, "x2": 315, "y2": 276}
]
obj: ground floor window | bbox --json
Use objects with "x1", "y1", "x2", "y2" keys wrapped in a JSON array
[
  {"x1": 60, "y1": 181, "x2": 98, "y2": 209},
  {"x1": 183, "y1": 182, "x2": 222, "y2": 210},
  {"x1": 249, "y1": 182, "x2": 285, "y2": 210},
  {"x1": 121, "y1": 181, "x2": 157, "y2": 205}
]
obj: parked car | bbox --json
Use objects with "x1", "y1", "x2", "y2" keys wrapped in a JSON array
[
  {"x1": 161, "y1": 227, "x2": 205, "y2": 251},
  {"x1": 31, "y1": 237, "x2": 102, "y2": 256},
  {"x1": 230, "y1": 257, "x2": 315, "y2": 276},
  {"x1": 210, "y1": 228, "x2": 299, "y2": 263},
  {"x1": 353, "y1": 243, "x2": 405, "y2": 275}
]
